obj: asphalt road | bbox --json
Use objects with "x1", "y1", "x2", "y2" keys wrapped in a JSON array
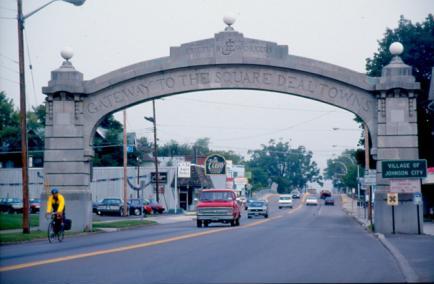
[{"x1": 0, "y1": 196, "x2": 405, "y2": 283}]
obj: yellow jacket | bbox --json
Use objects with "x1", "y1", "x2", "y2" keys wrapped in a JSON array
[{"x1": 46, "y1": 194, "x2": 65, "y2": 213}]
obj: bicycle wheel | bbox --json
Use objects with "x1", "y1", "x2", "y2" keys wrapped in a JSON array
[
  {"x1": 57, "y1": 225, "x2": 64, "y2": 242},
  {"x1": 48, "y1": 222, "x2": 56, "y2": 243}
]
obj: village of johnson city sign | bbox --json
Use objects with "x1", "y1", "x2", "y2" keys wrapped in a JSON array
[
  {"x1": 205, "y1": 154, "x2": 226, "y2": 175},
  {"x1": 382, "y1": 160, "x2": 427, "y2": 179}
]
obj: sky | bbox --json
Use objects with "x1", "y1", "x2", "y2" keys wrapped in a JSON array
[{"x1": 1, "y1": 0, "x2": 433, "y2": 172}]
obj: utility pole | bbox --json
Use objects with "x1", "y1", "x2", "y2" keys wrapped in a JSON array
[
  {"x1": 136, "y1": 156, "x2": 140, "y2": 199},
  {"x1": 145, "y1": 100, "x2": 159, "y2": 203},
  {"x1": 152, "y1": 100, "x2": 160, "y2": 203},
  {"x1": 364, "y1": 124, "x2": 373, "y2": 226},
  {"x1": 123, "y1": 110, "x2": 128, "y2": 216},
  {"x1": 17, "y1": 0, "x2": 30, "y2": 234}
]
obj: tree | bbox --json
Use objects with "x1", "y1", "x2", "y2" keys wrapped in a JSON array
[
  {"x1": 92, "y1": 114, "x2": 124, "y2": 166},
  {"x1": 366, "y1": 14, "x2": 434, "y2": 166},
  {"x1": 324, "y1": 149, "x2": 359, "y2": 192},
  {"x1": 0, "y1": 92, "x2": 20, "y2": 153},
  {"x1": 157, "y1": 139, "x2": 192, "y2": 157},
  {"x1": 0, "y1": 93, "x2": 46, "y2": 167},
  {"x1": 247, "y1": 139, "x2": 322, "y2": 193}
]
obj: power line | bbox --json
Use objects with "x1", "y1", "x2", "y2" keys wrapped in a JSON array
[
  {"x1": 0, "y1": 64, "x2": 18, "y2": 74},
  {"x1": 0, "y1": 5, "x2": 16, "y2": 13},
  {"x1": 0, "y1": 76, "x2": 19, "y2": 85},
  {"x1": 0, "y1": 53, "x2": 18, "y2": 64},
  {"x1": 24, "y1": 29, "x2": 39, "y2": 106},
  {"x1": 212, "y1": 111, "x2": 335, "y2": 142}
]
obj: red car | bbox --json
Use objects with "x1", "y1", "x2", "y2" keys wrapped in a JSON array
[
  {"x1": 30, "y1": 198, "x2": 41, "y2": 213},
  {"x1": 145, "y1": 200, "x2": 165, "y2": 214}
]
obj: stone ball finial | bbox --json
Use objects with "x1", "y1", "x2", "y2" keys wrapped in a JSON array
[
  {"x1": 61, "y1": 47, "x2": 74, "y2": 61},
  {"x1": 389, "y1": 42, "x2": 404, "y2": 56},
  {"x1": 223, "y1": 14, "x2": 236, "y2": 26}
]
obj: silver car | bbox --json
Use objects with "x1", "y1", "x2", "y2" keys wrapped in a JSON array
[{"x1": 247, "y1": 200, "x2": 269, "y2": 218}]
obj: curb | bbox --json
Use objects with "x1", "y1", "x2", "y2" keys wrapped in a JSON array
[{"x1": 375, "y1": 233, "x2": 419, "y2": 283}]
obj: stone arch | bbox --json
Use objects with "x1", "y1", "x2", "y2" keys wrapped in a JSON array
[{"x1": 41, "y1": 28, "x2": 421, "y2": 234}]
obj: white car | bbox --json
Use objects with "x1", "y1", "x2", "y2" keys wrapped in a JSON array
[
  {"x1": 306, "y1": 196, "x2": 319, "y2": 206},
  {"x1": 278, "y1": 195, "x2": 293, "y2": 209}
]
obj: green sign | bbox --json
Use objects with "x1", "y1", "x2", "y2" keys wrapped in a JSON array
[
  {"x1": 382, "y1": 160, "x2": 427, "y2": 179},
  {"x1": 205, "y1": 154, "x2": 226, "y2": 175}
]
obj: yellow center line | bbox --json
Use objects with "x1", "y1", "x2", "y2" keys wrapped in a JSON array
[{"x1": 0, "y1": 211, "x2": 286, "y2": 272}]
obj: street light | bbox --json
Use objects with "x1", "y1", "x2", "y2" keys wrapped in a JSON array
[
  {"x1": 144, "y1": 100, "x2": 159, "y2": 203},
  {"x1": 16, "y1": 0, "x2": 85, "y2": 234}
]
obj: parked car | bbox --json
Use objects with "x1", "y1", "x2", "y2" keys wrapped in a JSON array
[
  {"x1": 1, "y1": 198, "x2": 23, "y2": 213},
  {"x1": 96, "y1": 198, "x2": 128, "y2": 216},
  {"x1": 30, "y1": 198, "x2": 41, "y2": 213},
  {"x1": 129, "y1": 199, "x2": 153, "y2": 215},
  {"x1": 306, "y1": 196, "x2": 319, "y2": 206},
  {"x1": 278, "y1": 194, "x2": 293, "y2": 209},
  {"x1": 92, "y1": 200, "x2": 103, "y2": 214},
  {"x1": 324, "y1": 196, "x2": 335, "y2": 206},
  {"x1": 196, "y1": 189, "x2": 241, "y2": 227},
  {"x1": 0, "y1": 198, "x2": 9, "y2": 212},
  {"x1": 290, "y1": 190, "x2": 301, "y2": 199},
  {"x1": 247, "y1": 200, "x2": 269, "y2": 218},
  {"x1": 144, "y1": 199, "x2": 165, "y2": 214}
]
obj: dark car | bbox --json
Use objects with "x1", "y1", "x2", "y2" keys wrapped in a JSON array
[
  {"x1": 144, "y1": 199, "x2": 165, "y2": 214},
  {"x1": 128, "y1": 199, "x2": 153, "y2": 216},
  {"x1": 0, "y1": 198, "x2": 9, "y2": 212},
  {"x1": 96, "y1": 198, "x2": 128, "y2": 216},
  {"x1": 93, "y1": 200, "x2": 103, "y2": 213},
  {"x1": 30, "y1": 198, "x2": 41, "y2": 213},
  {"x1": 320, "y1": 190, "x2": 332, "y2": 200},
  {"x1": 1, "y1": 198, "x2": 23, "y2": 213},
  {"x1": 324, "y1": 196, "x2": 335, "y2": 206}
]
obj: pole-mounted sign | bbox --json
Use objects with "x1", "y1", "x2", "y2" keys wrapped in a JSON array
[
  {"x1": 387, "y1": 192, "x2": 399, "y2": 206},
  {"x1": 205, "y1": 154, "x2": 226, "y2": 175},
  {"x1": 178, "y1": 162, "x2": 191, "y2": 178}
]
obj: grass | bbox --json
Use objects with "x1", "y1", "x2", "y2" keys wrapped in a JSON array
[
  {"x1": 0, "y1": 230, "x2": 47, "y2": 243},
  {"x1": 0, "y1": 219, "x2": 157, "y2": 244},
  {"x1": 0, "y1": 213, "x2": 39, "y2": 230},
  {"x1": 93, "y1": 220, "x2": 156, "y2": 229}
]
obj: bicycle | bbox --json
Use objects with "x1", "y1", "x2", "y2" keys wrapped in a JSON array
[{"x1": 47, "y1": 213, "x2": 64, "y2": 243}]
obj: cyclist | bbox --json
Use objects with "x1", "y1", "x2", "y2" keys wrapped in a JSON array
[{"x1": 46, "y1": 188, "x2": 65, "y2": 232}]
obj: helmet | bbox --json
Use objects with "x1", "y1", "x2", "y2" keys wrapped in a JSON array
[{"x1": 51, "y1": 188, "x2": 59, "y2": 194}]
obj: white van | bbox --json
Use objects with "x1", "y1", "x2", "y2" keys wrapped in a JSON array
[{"x1": 278, "y1": 194, "x2": 293, "y2": 209}]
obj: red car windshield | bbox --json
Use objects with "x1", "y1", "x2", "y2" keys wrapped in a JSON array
[{"x1": 200, "y1": 191, "x2": 234, "y2": 201}]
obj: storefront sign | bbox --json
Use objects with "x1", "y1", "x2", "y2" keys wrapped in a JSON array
[{"x1": 205, "y1": 154, "x2": 226, "y2": 175}]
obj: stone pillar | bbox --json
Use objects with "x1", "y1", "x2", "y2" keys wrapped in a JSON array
[
  {"x1": 40, "y1": 56, "x2": 92, "y2": 232},
  {"x1": 374, "y1": 43, "x2": 422, "y2": 234}
]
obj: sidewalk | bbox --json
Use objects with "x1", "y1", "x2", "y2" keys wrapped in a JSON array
[
  {"x1": 340, "y1": 194, "x2": 371, "y2": 230},
  {"x1": 340, "y1": 194, "x2": 434, "y2": 236},
  {"x1": 341, "y1": 194, "x2": 434, "y2": 282}
]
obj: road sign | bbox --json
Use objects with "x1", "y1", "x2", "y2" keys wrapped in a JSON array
[
  {"x1": 177, "y1": 162, "x2": 191, "y2": 178},
  {"x1": 127, "y1": 146, "x2": 134, "y2": 153},
  {"x1": 382, "y1": 160, "x2": 427, "y2": 179},
  {"x1": 390, "y1": 179, "x2": 420, "y2": 193},
  {"x1": 364, "y1": 174, "x2": 376, "y2": 185},
  {"x1": 413, "y1": 192, "x2": 422, "y2": 205},
  {"x1": 387, "y1": 192, "x2": 399, "y2": 206}
]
